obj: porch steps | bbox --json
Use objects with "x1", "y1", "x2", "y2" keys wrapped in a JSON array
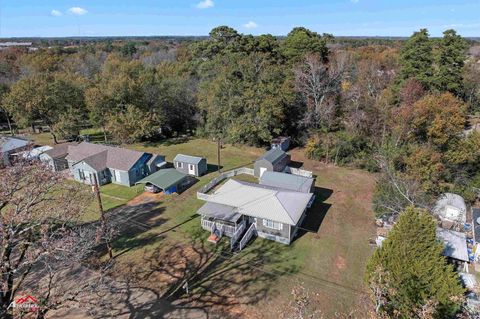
[{"x1": 232, "y1": 223, "x2": 256, "y2": 252}]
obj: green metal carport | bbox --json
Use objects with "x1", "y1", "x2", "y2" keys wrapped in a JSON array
[{"x1": 137, "y1": 168, "x2": 188, "y2": 194}]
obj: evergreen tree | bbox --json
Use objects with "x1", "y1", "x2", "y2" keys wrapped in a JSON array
[
  {"x1": 366, "y1": 206, "x2": 464, "y2": 318},
  {"x1": 434, "y1": 29, "x2": 468, "y2": 95},
  {"x1": 399, "y1": 29, "x2": 433, "y2": 89},
  {"x1": 281, "y1": 27, "x2": 330, "y2": 63}
]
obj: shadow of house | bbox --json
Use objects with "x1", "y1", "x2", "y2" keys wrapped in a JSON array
[
  {"x1": 206, "y1": 163, "x2": 223, "y2": 174},
  {"x1": 294, "y1": 186, "x2": 333, "y2": 241}
]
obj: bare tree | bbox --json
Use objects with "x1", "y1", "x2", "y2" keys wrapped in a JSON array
[
  {"x1": 294, "y1": 53, "x2": 346, "y2": 130},
  {"x1": 0, "y1": 161, "x2": 103, "y2": 319}
]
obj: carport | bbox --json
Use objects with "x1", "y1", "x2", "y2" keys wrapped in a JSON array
[{"x1": 137, "y1": 168, "x2": 189, "y2": 194}]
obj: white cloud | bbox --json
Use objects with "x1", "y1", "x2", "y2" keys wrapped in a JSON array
[
  {"x1": 243, "y1": 21, "x2": 258, "y2": 29},
  {"x1": 196, "y1": 0, "x2": 214, "y2": 9},
  {"x1": 68, "y1": 7, "x2": 88, "y2": 15},
  {"x1": 51, "y1": 9, "x2": 62, "y2": 17}
]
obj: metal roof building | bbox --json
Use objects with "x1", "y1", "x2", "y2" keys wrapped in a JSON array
[
  {"x1": 173, "y1": 154, "x2": 204, "y2": 165},
  {"x1": 433, "y1": 193, "x2": 467, "y2": 224},
  {"x1": 203, "y1": 179, "x2": 313, "y2": 225},
  {"x1": 136, "y1": 168, "x2": 188, "y2": 193},
  {"x1": 260, "y1": 171, "x2": 314, "y2": 193},
  {"x1": 436, "y1": 227, "x2": 469, "y2": 262}
]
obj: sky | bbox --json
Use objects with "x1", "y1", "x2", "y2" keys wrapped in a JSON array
[{"x1": 1, "y1": 0, "x2": 479, "y2": 38}]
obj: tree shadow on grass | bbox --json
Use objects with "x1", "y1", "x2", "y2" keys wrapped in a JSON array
[
  {"x1": 95, "y1": 233, "x2": 299, "y2": 318},
  {"x1": 294, "y1": 186, "x2": 333, "y2": 242}
]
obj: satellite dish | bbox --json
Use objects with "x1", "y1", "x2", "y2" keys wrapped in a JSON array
[{"x1": 476, "y1": 217, "x2": 480, "y2": 225}]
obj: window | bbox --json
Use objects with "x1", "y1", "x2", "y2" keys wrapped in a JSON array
[
  {"x1": 189, "y1": 164, "x2": 194, "y2": 170},
  {"x1": 78, "y1": 169, "x2": 85, "y2": 180},
  {"x1": 263, "y1": 219, "x2": 283, "y2": 230},
  {"x1": 177, "y1": 162, "x2": 183, "y2": 168}
]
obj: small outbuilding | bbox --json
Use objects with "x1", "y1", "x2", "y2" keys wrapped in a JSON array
[
  {"x1": 436, "y1": 227, "x2": 469, "y2": 272},
  {"x1": 271, "y1": 136, "x2": 290, "y2": 152},
  {"x1": 254, "y1": 148, "x2": 290, "y2": 177},
  {"x1": 0, "y1": 136, "x2": 31, "y2": 166},
  {"x1": 260, "y1": 171, "x2": 315, "y2": 193},
  {"x1": 433, "y1": 193, "x2": 467, "y2": 225},
  {"x1": 173, "y1": 154, "x2": 207, "y2": 177},
  {"x1": 136, "y1": 168, "x2": 189, "y2": 194}
]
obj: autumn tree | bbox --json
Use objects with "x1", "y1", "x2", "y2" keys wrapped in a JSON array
[
  {"x1": 434, "y1": 29, "x2": 468, "y2": 95},
  {"x1": 399, "y1": 29, "x2": 433, "y2": 89},
  {"x1": 366, "y1": 206, "x2": 464, "y2": 318}
]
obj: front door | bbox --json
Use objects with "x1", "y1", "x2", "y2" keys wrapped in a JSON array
[
  {"x1": 115, "y1": 170, "x2": 121, "y2": 183},
  {"x1": 188, "y1": 164, "x2": 195, "y2": 175}
]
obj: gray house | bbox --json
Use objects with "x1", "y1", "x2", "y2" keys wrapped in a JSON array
[
  {"x1": 197, "y1": 179, "x2": 313, "y2": 245},
  {"x1": 254, "y1": 148, "x2": 290, "y2": 177},
  {"x1": 173, "y1": 154, "x2": 207, "y2": 177},
  {"x1": 41, "y1": 142, "x2": 79, "y2": 171},
  {"x1": 64, "y1": 142, "x2": 165, "y2": 186}
]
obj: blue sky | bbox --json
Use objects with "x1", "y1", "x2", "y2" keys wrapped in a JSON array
[{"x1": 1, "y1": 0, "x2": 479, "y2": 38}]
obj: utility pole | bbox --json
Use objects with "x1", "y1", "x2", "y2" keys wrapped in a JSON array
[
  {"x1": 93, "y1": 174, "x2": 113, "y2": 261},
  {"x1": 217, "y1": 138, "x2": 221, "y2": 173}
]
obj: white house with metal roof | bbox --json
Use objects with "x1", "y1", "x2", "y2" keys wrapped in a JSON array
[
  {"x1": 197, "y1": 179, "x2": 314, "y2": 246},
  {"x1": 173, "y1": 154, "x2": 207, "y2": 177}
]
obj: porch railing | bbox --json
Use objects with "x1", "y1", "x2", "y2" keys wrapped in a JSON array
[
  {"x1": 197, "y1": 167, "x2": 254, "y2": 199},
  {"x1": 239, "y1": 223, "x2": 256, "y2": 251},
  {"x1": 230, "y1": 222, "x2": 246, "y2": 250},
  {"x1": 201, "y1": 218, "x2": 238, "y2": 237}
]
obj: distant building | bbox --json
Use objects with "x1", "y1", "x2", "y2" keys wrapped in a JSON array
[
  {"x1": 271, "y1": 136, "x2": 290, "y2": 152},
  {"x1": 136, "y1": 168, "x2": 190, "y2": 194},
  {"x1": 433, "y1": 193, "x2": 467, "y2": 226},
  {"x1": 173, "y1": 154, "x2": 207, "y2": 177}
]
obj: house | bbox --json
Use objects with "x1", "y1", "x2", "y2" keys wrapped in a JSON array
[
  {"x1": 64, "y1": 142, "x2": 165, "y2": 186},
  {"x1": 173, "y1": 154, "x2": 207, "y2": 177},
  {"x1": 436, "y1": 227, "x2": 470, "y2": 272},
  {"x1": 136, "y1": 168, "x2": 189, "y2": 194},
  {"x1": 197, "y1": 179, "x2": 313, "y2": 245},
  {"x1": 433, "y1": 193, "x2": 467, "y2": 227},
  {"x1": 260, "y1": 171, "x2": 315, "y2": 193},
  {"x1": 41, "y1": 142, "x2": 78, "y2": 172},
  {"x1": 0, "y1": 136, "x2": 30, "y2": 167},
  {"x1": 254, "y1": 148, "x2": 290, "y2": 177},
  {"x1": 271, "y1": 136, "x2": 290, "y2": 152}
]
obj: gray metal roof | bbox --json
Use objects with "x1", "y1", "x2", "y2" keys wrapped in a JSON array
[
  {"x1": 260, "y1": 171, "x2": 314, "y2": 193},
  {"x1": 256, "y1": 148, "x2": 287, "y2": 164},
  {"x1": 433, "y1": 193, "x2": 467, "y2": 223},
  {"x1": 197, "y1": 202, "x2": 242, "y2": 223},
  {"x1": 436, "y1": 227, "x2": 469, "y2": 262},
  {"x1": 173, "y1": 154, "x2": 204, "y2": 165},
  {"x1": 202, "y1": 179, "x2": 313, "y2": 225},
  {"x1": 0, "y1": 136, "x2": 30, "y2": 153},
  {"x1": 137, "y1": 168, "x2": 187, "y2": 190}
]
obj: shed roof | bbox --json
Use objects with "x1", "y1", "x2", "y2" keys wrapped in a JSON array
[
  {"x1": 202, "y1": 179, "x2": 312, "y2": 225},
  {"x1": 256, "y1": 148, "x2": 287, "y2": 165},
  {"x1": 260, "y1": 171, "x2": 314, "y2": 193},
  {"x1": 433, "y1": 193, "x2": 467, "y2": 223},
  {"x1": 436, "y1": 227, "x2": 469, "y2": 262},
  {"x1": 0, "y1": 136, "x2": 30, "y2": 153},
  {"x1": 66, "y1": 142, "x2": 148, "y2": 171},
  {"x1": 173, "y1": 154, "x2": 204, "y2": 165},
  {"x1": 137, "y1": 168, "x2": 187, "y2": 190}
]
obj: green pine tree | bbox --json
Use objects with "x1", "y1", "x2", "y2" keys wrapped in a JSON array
[
  {"x1": 366, "y1": 206, "x2": 464, "y2": 318},
  {"x1": 434, "y1": 29, "x2": 468, "y2": 96},
  {"x1": 399, "y1": 29, "x2": 434, "y2": 89}
]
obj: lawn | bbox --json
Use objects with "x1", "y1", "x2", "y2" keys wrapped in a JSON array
[{"x1": 27, "y1": 131, "x2": 376, "y2": 317}]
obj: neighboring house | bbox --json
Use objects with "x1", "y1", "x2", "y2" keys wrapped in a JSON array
[
  {"x1": 65, "y1": 142, "x2": 165, "y2": 186},
  {"x1": 254, "y1": 148, "x2": 290, "y2": 177},
  {"x1": 260, "y1": 171, "x2": 315, "y2": 193},
  {"x1": 271, "y1": 136, "x2": 290, "y2": 152},
  {"x1": 41, "y1": 142, "x2": 79, "y2": 171},
  {"x1": 433, "y1": 193, "x2": 467, "y2": 227},
  {"x1": 0, "y1": 136, "x2": 31, "y2": 167},
  {"x1": 136, "y1": 168, "x2": 189, "y2": 194},
  {"x1": 436, "y1": 227, "x2": 470, "y2": 272},
  {"x1": 173, "y1": 154, "x2": 207, "y2": 177},
  {"x1": 197, "y1": 179, "x2": 313, "y2": 245}
]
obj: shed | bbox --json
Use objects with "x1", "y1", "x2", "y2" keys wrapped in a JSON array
[
  {"x1": 436, "y1": 227, "x2": 469, "y2": 263},
  {"x1": 136, "y1": 168, "x2": 189, "y2": 194},
  {"x1": 254, "y1": 148, "x2": 290, "y2": 177},
  {"x1": 433, "y1": 193, "x2": 467, "y2": 224},
  {"x1": 260, "y1": 171, "x2": 315, "y2": 193},
  {"x1": 271, "y1": 137, "x2": 290, "y2": 152},
  {"x1": 173, "y1": 154, "x2": 207, "y2": 177},
  {"x1": 0, "y1": 136, "x2": 30, "y2": 166}
]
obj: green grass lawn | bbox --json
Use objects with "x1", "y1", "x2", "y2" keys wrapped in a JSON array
[{"x1": 27, "y1": 130, "x2": 375, "y2": 316}]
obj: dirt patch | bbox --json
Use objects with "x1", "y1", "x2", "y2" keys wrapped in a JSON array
[{"x1": 127, "y1": 191, "x2": 165, "y2": 206}]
